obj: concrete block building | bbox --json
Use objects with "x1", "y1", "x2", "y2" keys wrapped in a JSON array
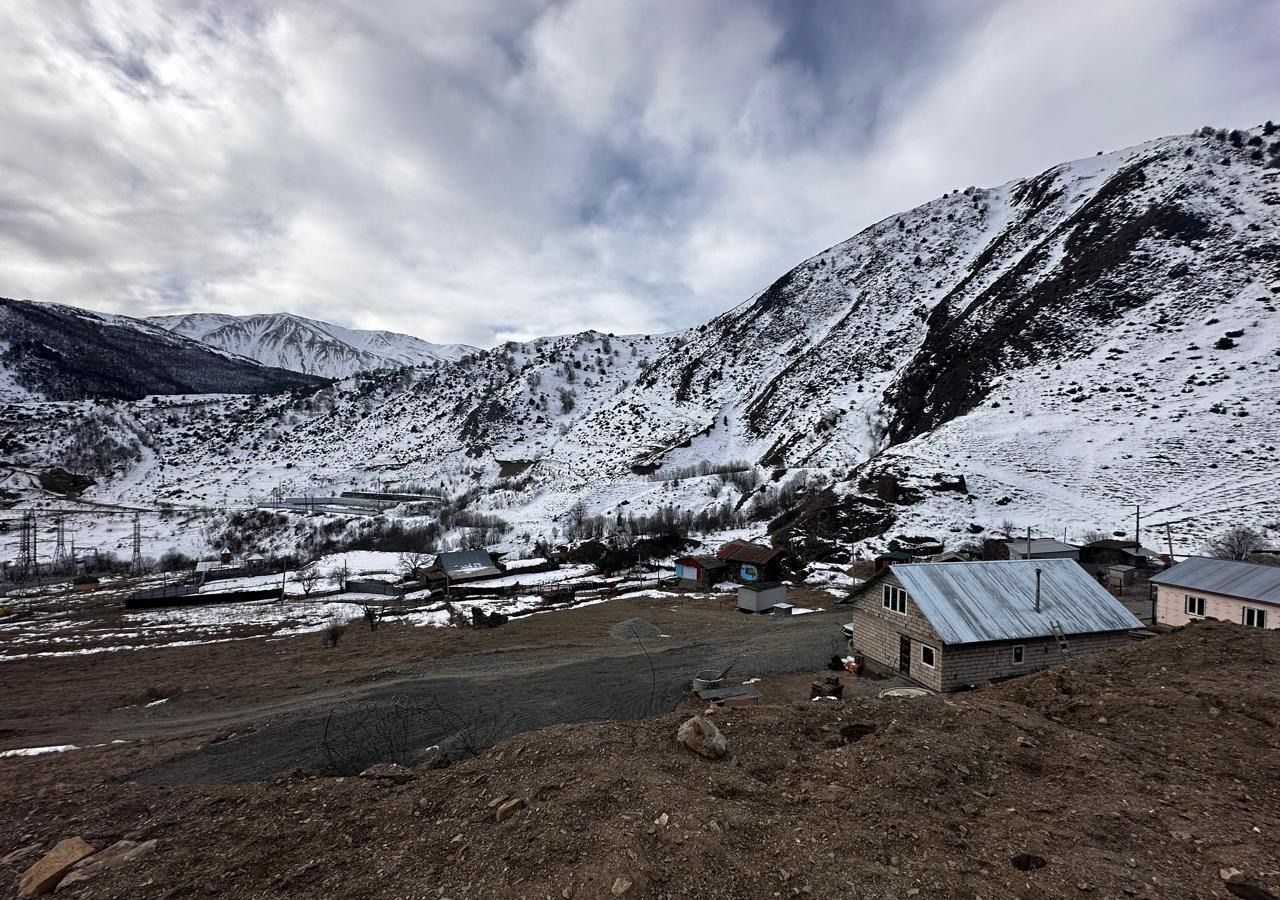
[
  {"x1": 1150, "y1": 557, "x2": 1279, "y2": 629},
  {"x1": 843, "y1": 559, "x2": 1141, "y2": 692}
]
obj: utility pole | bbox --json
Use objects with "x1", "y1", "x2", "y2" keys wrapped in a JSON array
[
  {"x1": 1166, "y1": 523, "x2": 1174, "y2": 560},
  {"x1": 53, "y1": 516, "x2": 68, "y2": 574},
  {"x1": 1134, "y1": 505, "x2": 1141, "y2": 553},
  {"x1": 16, "y1": 511, "x2": 36, "y2": 582},
  {"x1": 131, "y1": 513, "x2": 143, "y2": 576}
]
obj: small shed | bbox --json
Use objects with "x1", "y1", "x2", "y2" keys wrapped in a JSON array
[
  {"x1": 1006, "y1": 539, "x2": 1080, "y2": 561},
  {"x1": 737, "y1": 582, "x2": 786, "y2": 613},
  {"x1": 674, "y1": 555, "x2": 729, "y2": 588},
  {"x1": 717, "y1": 540, "x2": 788, "y2": 582},
  {"x1": 1108, "y1": 564, "x2": 1137, "y2": 588}
]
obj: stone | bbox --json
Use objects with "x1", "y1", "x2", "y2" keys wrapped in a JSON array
[
  {"x1": 495, "y1": 797, "x2": 526, "y2": 822},
  {"x1": 359, "y1": 763, "x2": 413, "y2": 784},
  {"x1": 1016, "y1": 735, "x2": 1038, "y2": 748},
  {"x1": 414, "y1": 745, "x2": 449, "y2": 769},
  {"x1": 1, "y1": 845, "x2": 42, "y2": 867},
  {"x1": 18, "y1": 838, "x2": 95, "y2": 897},
  {"x1": 611, "y1": 876, "x2": 633, "y2": 895},
  {"x1": 1221, "y1": 868, "x2": 1246, "y2": 883},
  {"x1": 56, "y1": 840, "x2": 156, "y2": 891},
  {"x1": 487, "y1": 794, "x2": 511, "y2": 808},
  {"x1": 676, "y1": 715, "x2": 728, "y2": 760}
]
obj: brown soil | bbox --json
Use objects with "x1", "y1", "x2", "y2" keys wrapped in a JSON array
[{"x1": 2, "y1": 620, "x2": 1278, "y2": 899}]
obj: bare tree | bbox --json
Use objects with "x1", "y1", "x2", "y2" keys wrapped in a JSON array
[
  {"x1": 397, "y1": 551, "x2": 430, "y2": 582},
  {"x1": 1080, "y1": 529, "x2": 1111, "y2": 545},
  {"x1": 326, "y1": 562, "x2": 350, "y2": 592},
  {"x1": 999, "y1": 518, "x2": 1016, "y2": 538},
  {"x1": 1205, "y1": 526, "x2": 1266, "y2": 561},
  {"x1": 293, "y1": 563, "x2": 323, "y2": 597}
]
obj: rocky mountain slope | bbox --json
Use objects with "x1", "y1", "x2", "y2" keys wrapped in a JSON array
[
  {"x1": 150, "y1": 312, "x2": 475, "y2": 379},
  {"x1": 2, "y1": 125, "x2": 1277, "y2": 557},
  {"x1": 0, "y1": 299, "x2": 325, "y2": 402}
]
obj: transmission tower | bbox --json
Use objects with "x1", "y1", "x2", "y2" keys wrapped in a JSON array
[
  {"x1": 53, "y1": 516, "x2": 69, "y2": 574},
  {"x1": 131, "y1": 513, "x2": 144, "y2": 576},
  {"x1": 16, "y1": 511, "x2": 36, "y2": 581}
]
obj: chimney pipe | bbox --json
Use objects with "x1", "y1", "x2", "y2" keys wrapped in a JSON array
[{"x1": 1035, "y1": 567, "x2": 1042, "y2": 613}]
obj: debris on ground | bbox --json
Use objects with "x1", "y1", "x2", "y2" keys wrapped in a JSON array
[{"x1": 608, "y1": 617, "x2": 661, "y2": 640}]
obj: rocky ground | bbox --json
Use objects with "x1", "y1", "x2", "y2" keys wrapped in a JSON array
[{"x1": 1, "y1": 619, "x2": 1277, "y2": 898}]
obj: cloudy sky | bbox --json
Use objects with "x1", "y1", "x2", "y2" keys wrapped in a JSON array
[{"x1": 1, "y1": 0, "x2": 1275, "y2": 346}]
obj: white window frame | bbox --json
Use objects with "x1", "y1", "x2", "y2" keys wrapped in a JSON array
[
  {"x1": 920, "y1": 644, "x2": 936, "y2": 668},
  {"x1": 882, "y1": 584, "x2": 908, "y2": 615},
  {"x1": 1012, "y1": 644, "x2": 1025, "y2": 665},
  {"x1": 1185, "y1": 595, "x2": 1206, "y2": 618},
  {"x1": 1243, "y1": 607, "x2": 1267, "y2": 628}
]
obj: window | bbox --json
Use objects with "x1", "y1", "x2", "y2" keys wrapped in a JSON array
[
  {"x1": 1012, "y1": 644, "x2": 1025, "y2": 665},
  {"x1": 882, "y1": 584, "x2": 907, "y2": 615},
  {"x1": 1186, "y1": 596, "x2": 1206, "y2": 618},
  {"x1": 1244, "y1": 607, "x2": 1268, "y2": 628},
  {"x1": 920, "y1": 645, "x2": 936, "y2": 668}
]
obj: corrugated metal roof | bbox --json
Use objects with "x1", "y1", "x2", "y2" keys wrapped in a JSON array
[
  {"x1": 435, "y1": 549, "x2": 502, "y2": 579},
  {"x1": 1006, "y1": 539, "x2": 1078, "y2": 555},
  {"x1": 1149, "y1": 557, "x2": 1280, "y2": 606},
  {"x1": 717, "y1": 540, "x2": 783, "y2": 565},
  {"x1": 890, "y1": 559, "x2": 1142, "y2": 645}
]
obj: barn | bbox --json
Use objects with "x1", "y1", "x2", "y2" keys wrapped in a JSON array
[{"x1": 843, "y1": 559, "x2": 1141, "y2": 692}]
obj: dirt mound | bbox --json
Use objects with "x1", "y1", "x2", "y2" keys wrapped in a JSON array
[
  {"x1": 609, "y1": 617, "x2": 661, "y2": 640},
  {"x1": 2, "y1": 621, "x2": 1278, "y2": 899}
]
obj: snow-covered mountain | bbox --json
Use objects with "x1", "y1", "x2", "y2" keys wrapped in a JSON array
[
  {"x1": 3, "y1": 124, "x2": 1278, "y2": 560},
  {"x1": 150, "y1": 313, "x2": 476, "y2": 379},
  {"x1": 0, "y1": 298, "x2": 325, "y2": 401}
]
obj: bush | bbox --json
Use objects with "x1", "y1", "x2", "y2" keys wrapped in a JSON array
[{"x1": 322, "y1": 617, "x2": 348, "y2": 648}]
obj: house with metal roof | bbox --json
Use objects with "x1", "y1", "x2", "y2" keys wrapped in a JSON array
[
  {"x1": 716, "y1": 539, "x2": 789, "y2": 582},
  {"x1": 1006, "y1": 538, "x2": 1080, "y2": 561},
  {"x1": 673, "y1": 554, "x2": 729, "y2": 588},
  {"x1": 842, "y1": 559, "x2": 1142, "y2": 691},
  {"x1": 426, "y1": 549, "x2": 503, "y2": 584},
  {"x1": 1150, "y1": 557, "x2": 1280, "y2": 630}
]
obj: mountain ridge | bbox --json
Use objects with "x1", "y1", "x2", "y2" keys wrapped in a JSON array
[
  {"x1": 2, "y1": 124, "x2": 1277, "y2": 558},
  {"x1": 149, "y1": 312, "x2": 476, "y2": 379}
]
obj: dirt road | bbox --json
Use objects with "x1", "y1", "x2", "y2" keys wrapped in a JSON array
[{"x1": 136, "y1": 610, "x2": 846, "y2": 783}]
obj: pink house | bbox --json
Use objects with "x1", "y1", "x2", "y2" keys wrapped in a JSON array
[{"x1": 1150, "y1": 557, "x2": 1279, "y2": 629}]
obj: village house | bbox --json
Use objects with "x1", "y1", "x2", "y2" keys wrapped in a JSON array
[
  {"x1": 1150, "y1": 556, "x2": 1280, "y2": 629},
  {"x1": 716, "y1": 539, "x2": 788, "y2": 582},
  {"x1": 1005, "y1": 538, "x2": 1080, "y2": 561},
  {"x1": 1077, "y1": 539, "x2": 1165, "y2": 576},
  {"x1": 424, "y1": 549, "x2": 503, "y2": 586},
  {"x1": 843, "y1": 559, "x2": 1141, "y2": 692},
  {"x1": 673, "y1": 554, "x2": 729, "y2": 589}
]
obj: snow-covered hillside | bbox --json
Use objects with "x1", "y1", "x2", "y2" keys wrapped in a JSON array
[
  {"x1": 150, "y1": 313, "x2": 475, "y2": 379},
  {"x1": 3, "y1": 125, "x2": 1278, "y2": 563},
  {"x1": 0, "y1": 298, "x2": 324, "y2": 402}
]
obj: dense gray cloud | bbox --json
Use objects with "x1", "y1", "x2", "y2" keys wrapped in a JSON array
[{"x1": 0, "y1": 0, "x2": 1275, "y2": 346}]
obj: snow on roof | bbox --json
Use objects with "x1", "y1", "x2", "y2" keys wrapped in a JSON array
[
  {"x1": 888, "y1": 559, "x2": 1141, "y2": 645},
  {"x1": 1150, "y1": 557, "x2": 1280, "y2": 606},
  {"x1": 434, "y1": 549, "x2": 502, "y2": 579}
]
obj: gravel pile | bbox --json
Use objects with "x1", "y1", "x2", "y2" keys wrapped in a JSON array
[{"x1": 608, "y1": 617, "x2": 661, "y2": 641}]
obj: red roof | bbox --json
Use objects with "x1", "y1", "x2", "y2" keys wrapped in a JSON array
[{"x1": 716, "y1": 540, "x2": 783, "y2": 565}]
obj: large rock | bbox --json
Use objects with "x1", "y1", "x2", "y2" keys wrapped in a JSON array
[
  {"x1": 359, "y1": 763, "x2": 414, "y2": 784},
  {"x1": 18, "y1": 838, "x2": 95, "y2": 897},
  {"x1": 676, "y1": 715, "x2": 728, "y2": 760},
  {"x1": 56, "y1": 840, "x2": 156, "y2": 891}
]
